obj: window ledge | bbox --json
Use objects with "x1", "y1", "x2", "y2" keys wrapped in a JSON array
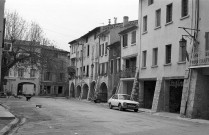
[
  {"x1": 180, "y1": 15, "x2": 190, "y2": 20},
  {"x1": 123, "y1": 46, "x2": 128, "y2": 49},
  {"x1": 177, "y1": 61, "x2": 186, "y2": 64},
  {"x1": 141, "y1": 67, "x2": 147, "y2": 69},
  {"x1": 164, "y1": 63, "x2": 172, "y2": 66},
  {"x1": 154, "y1": 26, "x2": 161, "y2": 30},
  {"x1": 165, "y1": 21, "x2": 173, "y2": 26},
  {"x1": 151, "y1": 65, "x2": 158, "y2": 68},
  {"x1": 142, "y1": 31, "x2": 148, "y2": 35},
  {"x1": 131, "y1": 43, "x2": 136, "y2": 46}
]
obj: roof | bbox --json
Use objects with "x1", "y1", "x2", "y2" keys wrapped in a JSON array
[
  {"x1": 68, "y1": 27, "x2": 101, "y2": 44},
  {"x1": 118, "y1": 25, "x2": 138, "y2": 35},
  {"x1": 107, "y1": 41, "x2": 120, "y2": 48}
]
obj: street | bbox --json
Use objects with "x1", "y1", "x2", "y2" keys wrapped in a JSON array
[{"x1": 1, "y1": 97, "x2": 209, "y2": 135}]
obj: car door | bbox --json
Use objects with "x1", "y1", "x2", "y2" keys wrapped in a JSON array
[
  {"x1": 110, "y1": 95, "x2": 116, "y2": 106},
  {"x1": 112, "y1": 95, "x2": 119, "y2": 106}
]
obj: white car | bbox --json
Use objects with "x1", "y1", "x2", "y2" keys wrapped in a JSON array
[{"x1": 108, "y1": 94, "x2": 139, "y2": 112}]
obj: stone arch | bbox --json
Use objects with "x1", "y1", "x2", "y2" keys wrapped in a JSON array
[
  {"x1": 82, "y1": 84, "x2": 89, "y2": 99},
  {"x1": 76, "y1": 85, "x2": 81, "y2": 98},
  {"x1": 17, "y1": 82, "x2": 36, "y2": 95},
  {"x1": 99, "y1": 82, "x2": 108, "y2": 102},
  {"x1": 70, "y1": 82, "x2": 75, "y2": 98}
]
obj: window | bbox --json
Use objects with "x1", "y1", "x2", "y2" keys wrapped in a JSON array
[
  {"x1": 131, "y1": 31, "x2": 136, "y2": 44},
  {"x1": 182, "y1": 0, "x2": 188, "y2": 17},
  {"x1": 111, "y1": 60, "x2": 114, "y2": 74},
  {"x1": 100, "y1": 64, "x2": 102, "y2": 75},
  {"x1": 148, "y1": 0, "x2": 153, "y2": 5},
  {"x1": 94, "y1": 33, "x2": 97, "y2": 40},
  {"x1": 87, "y1": 45, "x2": 89, "y2": 57},
  {"x1": 86, "y1": 65, "x2": 89, "y2": 77},
  {"x1": 30, "y1": 69, "x2": 36, "y2": 77},
  {"x1": 166, "y1": 4, "x2": 173, "y2": 23},
  {"x1": 117, "y1": 58, "x2": 120, "y2": 72},
  {"x1": 44, "y1": 72, "x2": 52, "y2": 81},
  {"x1": 86, "y1": 36, "x2": 88, "y2": 43},
  {"x1": 143, "y1": 16, "x2": 147, "y2": 32},
  {"x1": 122, "y1": 34, "x2": 128, "y2": 47},
  {"x1": 101, "y1": 43, "x2": 104, "y2": 56},
  {"x1": 59, "y1": 73, "x2": 64, "y2": 82},
  {"x1": 152, "y1": 48, "x2": 158, "y2": 66},
  {"x1": 80, "y1": 67, "x2": 82, "y2": 76},
  {"x1": 58, "y1": 86, "x2": 63, "y2": 94},
  {"x1": 99, "y1": 44, "x2": 101, "y2": 56},
  {"x1": 77, "y1": 68, "x2": 78, "y2": 76},
  {"x1": 156, "y1": 9, "x2": 161, "y2": 27},
  {"x1": 142, "y1": 51, "x2": 147, "y2": 67},
  {"x1": 206, "y1": 32, "x2": 209, "y2": 50},
  {"x1": 18, "y1": 68, "x2": 24, "y2": 77},
  {"x1": 105, "y1": 42, "x2": 108, "y2": 55},
  {"x1": 165, "y1": 45, "x2": 172, "y2": 64},
  {"x1": 179, "y1": 42, "x2": 187, "y2": 62},
  {"x1": 83, "y1": 66, "x2": 85, "y2": 75},
  {"x1": 105, "y1": 62, "x2": 108, "y2": 74}
]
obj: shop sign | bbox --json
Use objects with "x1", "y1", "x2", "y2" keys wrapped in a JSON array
[{"x1": 169, "y1": 80, "x2": 183, "y2": 88}]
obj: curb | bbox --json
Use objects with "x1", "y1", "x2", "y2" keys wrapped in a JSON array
[{"x1": 0, "y1": 118, "x2": 20, "y2": 135}]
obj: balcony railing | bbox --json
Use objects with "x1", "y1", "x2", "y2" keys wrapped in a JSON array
[
  {"x1": 190, "y1": 50, "x2": 209, "y2": 67},
  {"x1": 120, "y1": 66, "x2": 136, "y2": 78}
]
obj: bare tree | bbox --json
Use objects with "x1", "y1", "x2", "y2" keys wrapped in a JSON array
[{"x1": 1, "y1": 11, "x2": 67, "y2": 91}]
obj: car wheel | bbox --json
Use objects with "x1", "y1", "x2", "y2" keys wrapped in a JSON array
[
  {"x1": 134, "y1": 109, "x2": 138, "y2": 112},
  {"x1": 118, "y1": 104, "x2": 123, "y2": 111},
  {"x1": 109, "y1": 103, "x2": 113, "y2": 109}
]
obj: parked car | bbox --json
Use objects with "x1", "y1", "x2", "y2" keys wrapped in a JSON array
[
  {"x1": 108, "y1": 94, "x2": 139, "y2": 112},
  {"x1": 93, "y1": 93, "x2": 108, "y2": 103}
]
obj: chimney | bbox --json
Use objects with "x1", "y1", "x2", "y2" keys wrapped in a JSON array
[
  {"x1": 123, "y1": 16, "x2": 129, "y2": 27},
  {"x1": 114, "y1": 17, "x2": 117, "y2": 24},
  {"x1": 108, "y1": 19, "x2": 111, "y2": 25}
]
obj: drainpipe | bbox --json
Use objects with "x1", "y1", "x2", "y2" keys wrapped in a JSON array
[{"x1": 184, "y1": 0, "x2": 200, "y2": 116}]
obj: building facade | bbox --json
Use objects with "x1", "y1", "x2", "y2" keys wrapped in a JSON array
[
  {"x1": 4, "y1": 41, "x2": 69, "y2": 97},
  {"x1": 118, "y1": 17, "x2": 138, "y2": 97},
  {"x1": 137, "y1": 0, "x2": 197, "y2": 116}
]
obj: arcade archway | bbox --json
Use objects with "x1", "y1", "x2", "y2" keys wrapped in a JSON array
[
  {"x1": 76, "y1": 85, "x2": 81, "y2": 98},
  {"x1": 17, "y1": 82, "x2": 36, "y2": 95},
  {"x1": 82, "y1": 84, "x2": 89, "y2": 99},
  {"x1": 99, "y1": 82, "x2": 108, "y2": 102},
  {"x1": 70, "y1": 83, "x2": 75, "y2": 98}
]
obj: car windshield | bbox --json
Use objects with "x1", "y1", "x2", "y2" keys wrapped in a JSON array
[{"x1": 118, "y1": 95, "x2": 131, "y2": 100}]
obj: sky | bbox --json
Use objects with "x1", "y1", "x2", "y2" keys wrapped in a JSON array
[{"x1": 5, "y1": 0, "x2": 138, "y2": 51}]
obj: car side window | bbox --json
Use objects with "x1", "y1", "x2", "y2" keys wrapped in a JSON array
[{"x1": 112, "y1": 95, "x2": 118, "y2": 99}]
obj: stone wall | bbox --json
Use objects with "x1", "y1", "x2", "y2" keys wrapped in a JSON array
[{"x1": 181, "y1": 69, "x2": 209, "y2": 119}]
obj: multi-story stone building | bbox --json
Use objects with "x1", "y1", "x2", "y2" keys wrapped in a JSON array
[
  {"x1": 68, "y1": 27, "x2": 102, "y2": 99},
  {"x1": 0, "y1": 0, "x2": 5, "y2": 91},
  {"x1": 136, "y1": 0, "x2": 209, "y2": 119},
  {"x1": 4, "y1": 41, "x2": 69, "y2": 97},
  {"x1": 68, "y1": 18, "x2": 138, "y2": 102},
  {"x1": 118, "y1": 17, "x2": 138, "y2": 96}
]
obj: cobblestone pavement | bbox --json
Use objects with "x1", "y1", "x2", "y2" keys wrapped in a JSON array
[{"x1": 1, "y1": 97, "x2": 209, "y2": 135}]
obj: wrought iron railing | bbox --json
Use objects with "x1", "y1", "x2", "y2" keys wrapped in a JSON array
[
  {"x1": 190, "y1": 50, "x2": 209, "y2": 67},
  {"x1": 120, "y1": 66, "x2": 136, "y2": 78}
]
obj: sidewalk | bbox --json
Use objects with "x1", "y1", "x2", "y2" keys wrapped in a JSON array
[
  {"x1": 76, "y1": 98, "x2": 209, "y2": 125},
  {"x1": 0, "y1": 102, "x2": 16, "y2": 133}
]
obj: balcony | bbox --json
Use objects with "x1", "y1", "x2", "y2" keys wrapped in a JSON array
[
  {"x1": 70, "y1": 53, "x2": 76, "y2": 59},
  {"x1": 120, "y1": 66, "x2": 136, "y2": 78},
  {"x1": 190, "y1": 50, "x2": 209, "y2": 68}
]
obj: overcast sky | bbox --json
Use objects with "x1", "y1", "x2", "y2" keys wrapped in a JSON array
[{"x1": 5, "y1": 0, "x2": 138, "y2": 51}]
